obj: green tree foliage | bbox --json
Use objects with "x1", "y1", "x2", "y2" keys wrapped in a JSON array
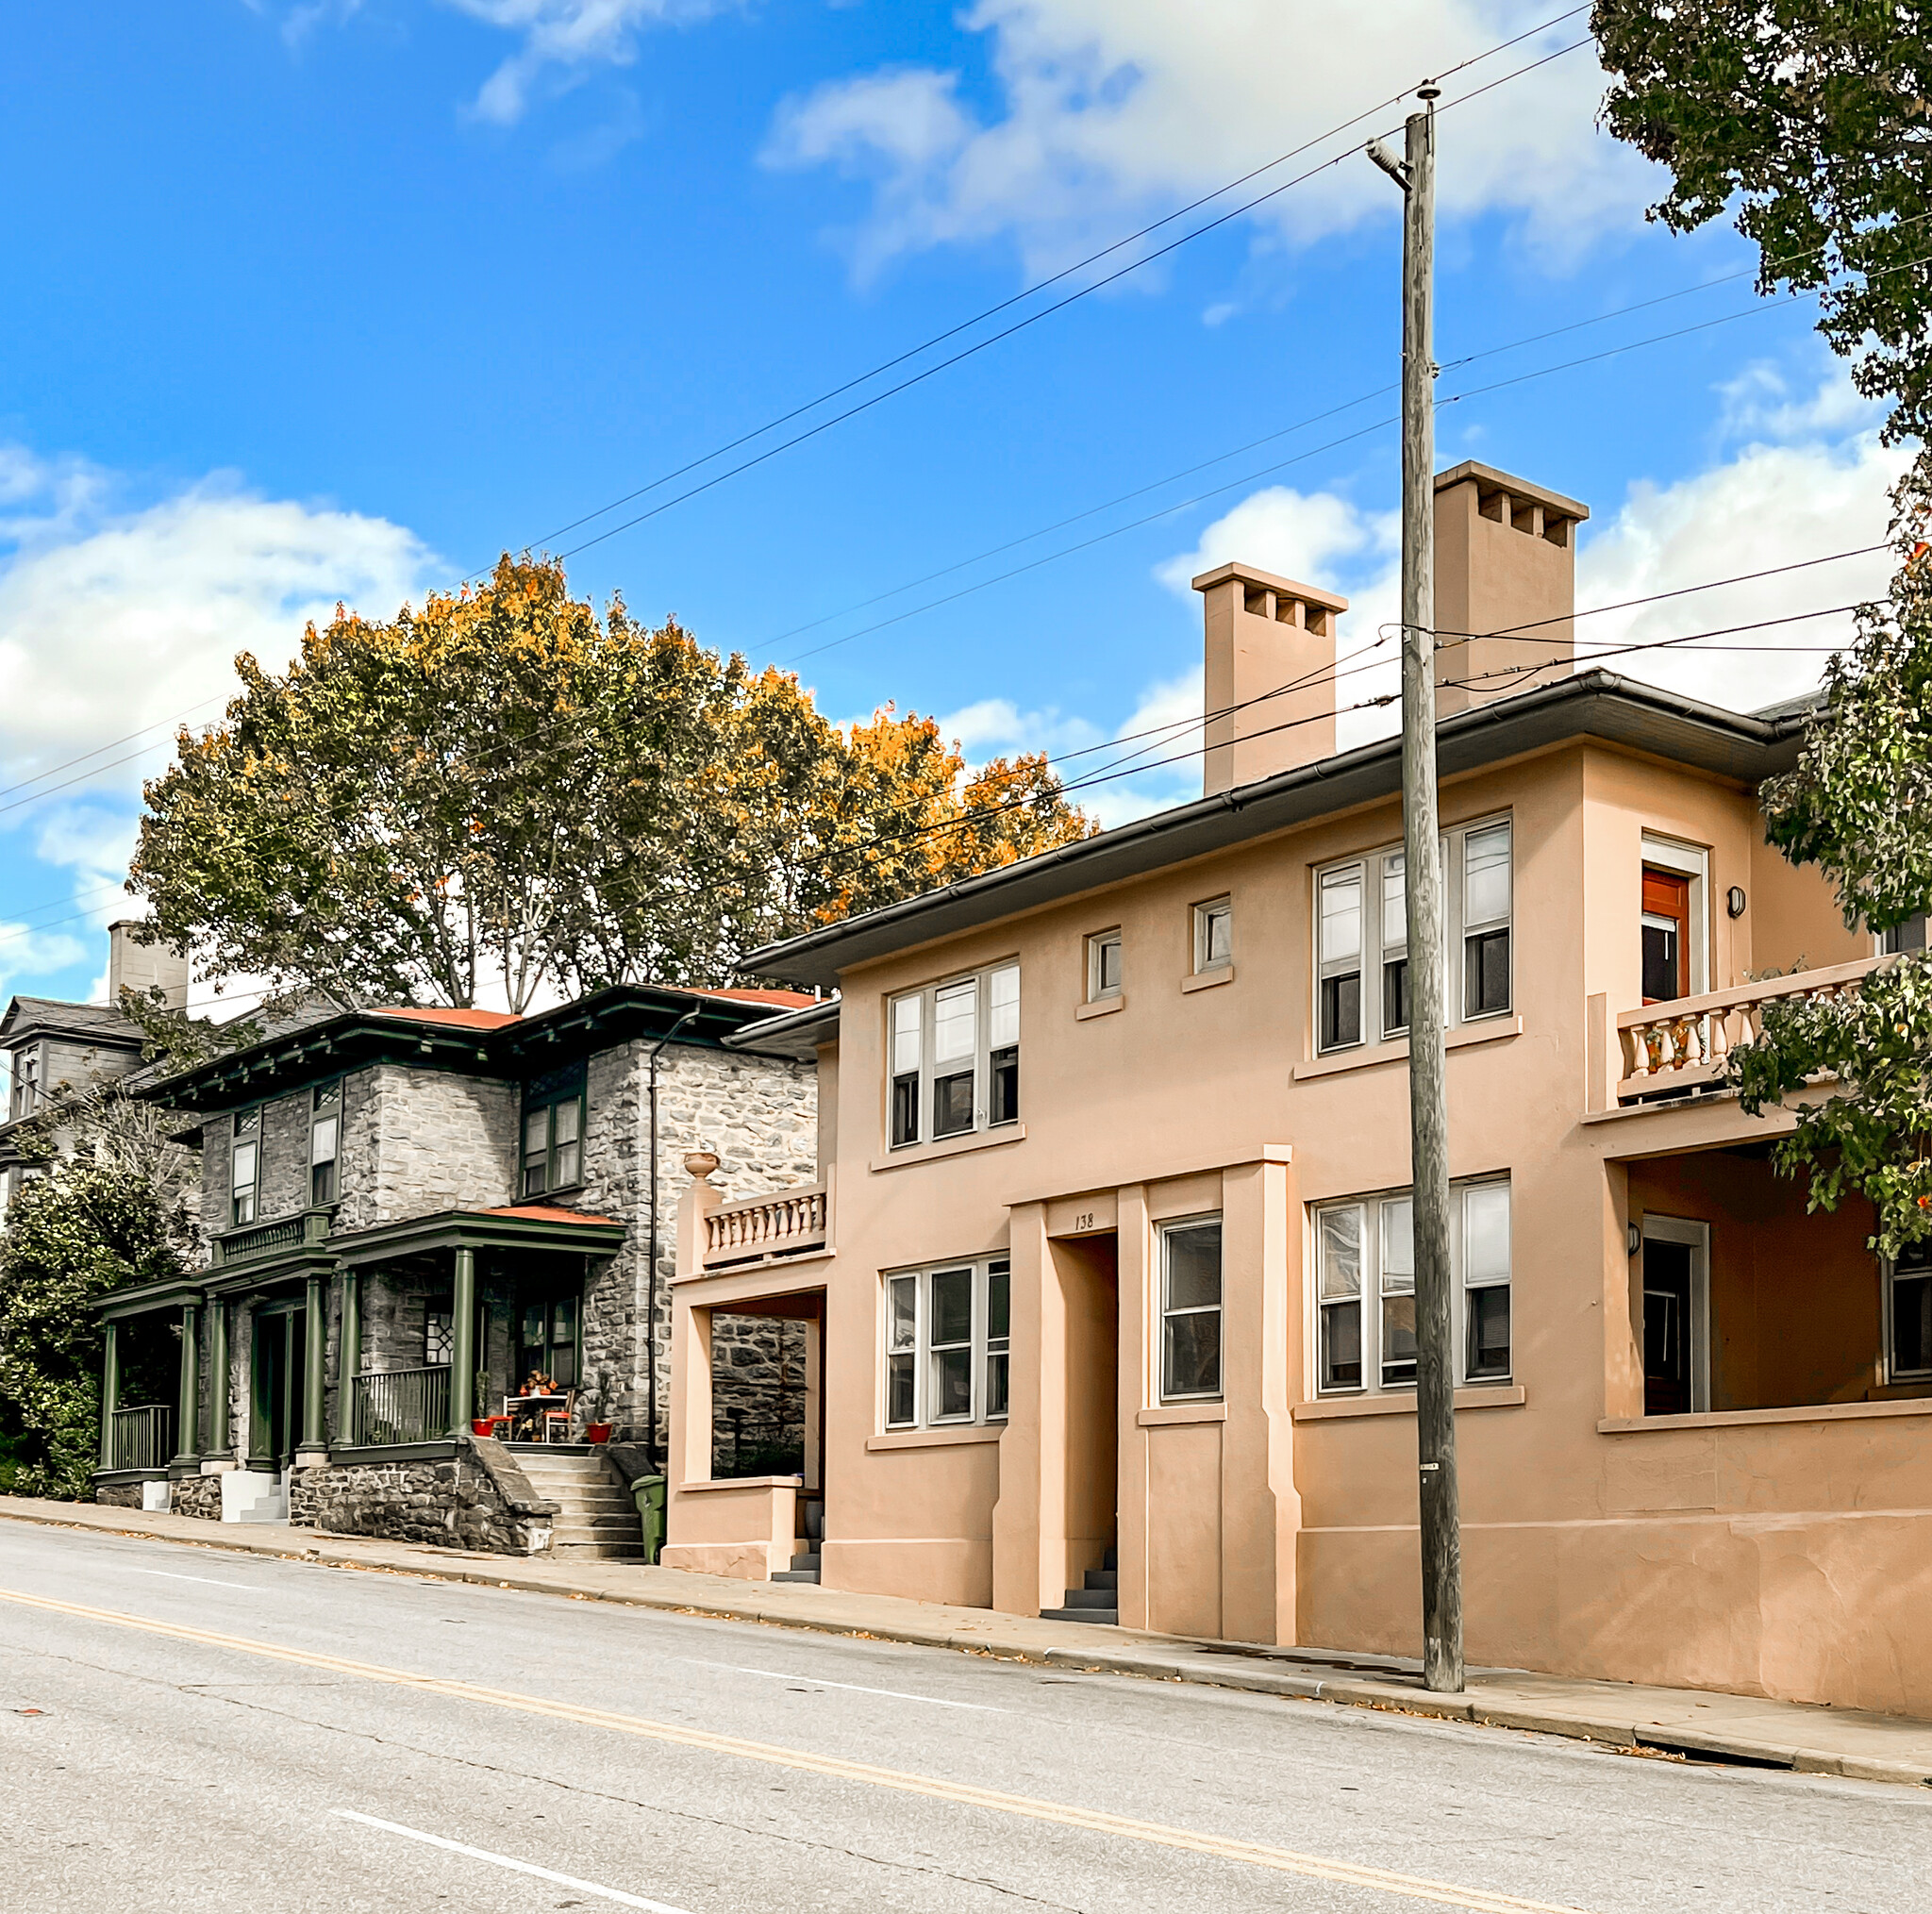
[
  {"x1": 1733, "y1": 537, "x2": 1932, "y2": 1254},
  {"x1": 1595, "y1": 0, "x2": 1932, "y2": 480},
  {"x1": 0, "y1": 1160, "x2": 191, "y2": 1499},
  {"x1": 131, "y1": 557, "x2": 1098, "y2": 1007}
]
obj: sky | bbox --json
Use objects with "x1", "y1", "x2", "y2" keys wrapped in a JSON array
[{"x1": 0, "y1": 1, "x2": 1905, "y2": 1013}]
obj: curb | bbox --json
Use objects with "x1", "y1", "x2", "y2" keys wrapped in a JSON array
[{"x1": 8, "y1": 1503, "x2": 1930, "y2": 1788}]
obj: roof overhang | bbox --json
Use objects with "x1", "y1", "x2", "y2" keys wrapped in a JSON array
[
  {"x1": 98, "y1": 1275, "x2": 207, "y2": 1322},
  {"x1": 742, "y1": 671, "x2": 1810, "y2": 989},
  {"x1": 723, "y1": 999, "x2": 839, "y2": 1060},
  {"x1": 331, "y1": 1205, "x2": 629, "y2": 1267}
]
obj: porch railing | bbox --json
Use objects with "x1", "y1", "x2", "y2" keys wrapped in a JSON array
[
  {"x1": 350, "y1": 1366, "x2": 452, "y2": 1446},
  {"x1": 1615, "y1": 955, "x2": 1888, "y2": 1104},
  {"x1": 107, "y1": 1404, "x2": 173, "y2": 1472},
  {"x1": 214, "y1": 1207, "x2": 332, "y2": 1268},
  {"x1": 703, "y1": 1182, "x2": 828, "y2": 1268}
]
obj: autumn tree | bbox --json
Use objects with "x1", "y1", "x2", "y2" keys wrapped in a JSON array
[{"x1": 130, "y1": 556, "x2": 1096, "y2": 1007}]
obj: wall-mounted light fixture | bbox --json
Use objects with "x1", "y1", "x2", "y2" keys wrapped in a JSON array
[
  {"x1": 1627, "y1": 1223, "x2": 1641, "y2": 1257},
  {"x1": 1726, "y1": 885, "x2": 1747, "y2": 919}
]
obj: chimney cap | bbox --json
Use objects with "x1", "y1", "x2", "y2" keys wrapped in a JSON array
[
  {"x1": 1435, "y1": 460, "x2": 1588, "y2": 523},
  {"x1": 1189, "y1": 561, "x2": 1350, "y2": 610}
]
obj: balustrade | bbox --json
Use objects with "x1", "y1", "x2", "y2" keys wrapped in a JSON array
[
  {"x1": 702, "y1": 1183, "x2": 829, "y2": 1267},
  {"x1": 107, "y1": 1404, "x2": 172, "y2": 1472}
]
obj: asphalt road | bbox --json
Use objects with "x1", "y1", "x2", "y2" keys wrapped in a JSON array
[{"x1": 5, "y1": 1522, "x2": 1929, "y2": 1914}]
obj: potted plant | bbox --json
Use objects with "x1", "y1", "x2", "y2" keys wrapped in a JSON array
[
  {"x1": 584, "y1": 1367, "x2": 616, "y2": 1444},
  {"x1": 470, "y1": 1366, "x2": 497, "y2": 1440}
]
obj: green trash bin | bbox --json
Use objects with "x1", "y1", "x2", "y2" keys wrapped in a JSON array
[{"x1": 634, "y1": 1473, "x2": 667, "y2": 1565}]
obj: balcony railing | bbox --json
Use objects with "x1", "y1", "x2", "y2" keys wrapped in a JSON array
[
  {"x1": 350, "y1": 1366, "x2": 452, "y2": 1446},
  {"x1": 214, "y1": 1207, "x2": 332, "y2": 1268},
  {"x1": 107, "y1": 1404, "x2": 173, "y2": 1472},
  {"x1": 703, "y1": 1182, "x2": 829, "y2": 1269},
  {"x1": 1615, "y1": 955, "x2": 1888, "y2": 1104}
]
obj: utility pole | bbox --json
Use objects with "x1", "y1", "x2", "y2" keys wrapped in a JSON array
[{"x1": 1367, "y1": 85, "x2": 1463, "y2": 1694}]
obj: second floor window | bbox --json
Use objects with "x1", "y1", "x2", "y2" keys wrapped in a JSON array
[
  {"x1": 884, "y1": 1257, "x2": 1010, "y2": 1428},
  {"x1": 9, "y1": 1048, "x2": 38, "y2": 1121},
  {"x1": 1316, "y1": 1178, "x2": 1512, "y2": 1394},
  {"x1": 888, "y1": 963, "x2": 1020, "y2": 1148},
  {"x1": 1315, "y1": 818, "x2": 1513, "y2": 1054},
  {"x1": 310, "y1": 1080, "x2": 341, "y2": 1206},
  {"x1": 1194, "y1": 897, "x2": 1233, "y2": 974},
  {"x1": 523, "y1": 1060, "x2": 586, "y2": 1198},
  {"x1": 1086, "y1": 929, "x2": 1123, "y2": 1002},
  {"x1": 231, "y1": 1107, "x2": 260, "y2": 1226}
]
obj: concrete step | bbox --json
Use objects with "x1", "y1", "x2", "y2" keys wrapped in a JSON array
[
  {"x1": 1085, "y1": 1568, "x2": 1118, "y2": 1591},
  {"x1": 771, "y1": 1568, "x2": 821, "y2": 1584},
  {"x1": 1040, "y1": 1606, "x2": 1117, "y2": 1625},
  {"x1": 1059, "y1": 1586, "x2": 1118, "y2": 1609},
  {"x1": 789, "y1": 1552, "x2": 821, "y2": 1573},
  {"x1": 549, "y1": 1523, "x2": 641, "y2": 1545},
  {"x1": 551, "y1": 1540, "x2": 644, "y2": 1559}
]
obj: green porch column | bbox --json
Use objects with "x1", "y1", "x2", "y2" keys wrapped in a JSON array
[
  {"x1": 98, "y1": 1320, "x2": 120, "y2": 1471},
  {"x1": 298, "y1": 1272, "x2": 328, "y2": 1460},
  {"x1": 450, "y1": 1245, "x2": 476, "y2": 1438},
  {"x1": 174, "y1": 1299, "x2": 201, "y2": 1468},
  {"x1": 336, "y1": 1268, "x2": 360, "y2": 1447},
  {"x1": 207, "y1": 1301, "x2": 231, "y2": 1458}
]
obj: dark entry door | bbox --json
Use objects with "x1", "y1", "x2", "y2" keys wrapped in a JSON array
[
  {"x1": 1642, "y1": 1238, "x2": 1694, "y2": 1416},
  {"x1": 250, "y1": 1304, "x2": 307, "y2": 1470},
  {"x1": 515, "y1": 1285, "x2": 580, "y2": 1391}
]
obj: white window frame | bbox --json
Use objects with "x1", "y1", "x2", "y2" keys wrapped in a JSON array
[
  {"x1": 1158, "y1": 1213, "x2": 1224, "y2": 1402},
  {"x1": 1086, "y1": 928, "x2": 1124, "y2": 1002},
  {"x1": 886, "y1": 962, "x2": 1020, "y2": 1149},
  {"x1": 881, "y1": 1257, "x2": 1012, "y2": 1430},
  {"x1": 231, "y1": 1107, "x2": 261, "y2": 1227},
  {"x1": 1313, "y1": 816, "x2": 1514, "y2": 1055},
  {"x1": 1639, "y1": 834, "x2": 1708, "y2": 1001},
  {"x1": 1884, "y1": 1242, "x2": 1932, "y2": 1383},
  {"x1": 1312, "y1": 1177, "x2": 1514, "y2": 1396},
  {"x1": 1640, "y1": 1213, "x2": 1710, "y2": 1415},
  {"x1": 1193, "y1": 897, "x2": 1233, "y2": 974}
]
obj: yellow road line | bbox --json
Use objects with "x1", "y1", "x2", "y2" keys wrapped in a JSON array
[{"x1": 3, "y1": 1586, "x2": 1591, "y2": 1914}]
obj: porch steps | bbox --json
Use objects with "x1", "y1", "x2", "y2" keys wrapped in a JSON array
[
  {"x1": 511, "y1": 1450, "x2": 644, "y2": 1559},
  {"x1": 1041, "y1": 1548, "x2": 1118, "y2": 1626},
  {"x1": 771, "y1": 1497, "x2": 824, "y2": 1583},
  {"x1": 772, "y1": 1550, "x2": 821, "y2": 1584}
]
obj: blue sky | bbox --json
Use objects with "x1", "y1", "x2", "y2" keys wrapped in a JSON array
[{"x1": 0, "y1": 2, "x2": 1902, "y2": 1011}]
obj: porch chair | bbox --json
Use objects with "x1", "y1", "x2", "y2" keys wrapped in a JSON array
[{"x1": 541, "y1": 1390, "x2": 577, "y2": 1444}]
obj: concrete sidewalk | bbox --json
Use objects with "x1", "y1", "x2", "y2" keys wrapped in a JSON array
[{"x1": 8, "y1": 1493, "x2": 1932, "y2": 1789}]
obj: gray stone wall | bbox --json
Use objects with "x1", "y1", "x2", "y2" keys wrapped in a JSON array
[
  {"x1": 172, "y1": 1473, "x2": 223, "y2": 1521},
  {"x1": 94, "y1": 1483, "x2": 145, "y2": 1508},
  {"x1": 333, "y1": 1063, "x2": 518, "y2": 1234},
  {"x1": 200, "y1": 1119, "x2": 231, "y2": 1243},
  {"x1": 289, "y1": 1443, "x2": 554, "y2": 1553},
  {"x1": 572, "y1": 1039, "x2": 817, "y2": 1452}
]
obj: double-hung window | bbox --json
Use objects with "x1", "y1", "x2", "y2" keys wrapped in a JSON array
[
  {"x1": 1194, "y1": 897, "x2": 1233, "y2": 974},
  {"x1": 309, "y1": 1080, "x2": 341, "y2": 1206},
  {"x1": 523, "y1": 1059, "x2": 586, "y2": 1198},
  {"x1": 1159, "y1": 1215, "x2": 1224, "y2": 1400},
  {"x1": 231, "y1": 1107, "x2": 260, "y2": 1226},
  {"x1": 1888, "y1": 1241, "x2": 1932, "y2": 1382},
  {"x1": 1314, "y1": 818, "x2": 1513, "y2": 1053},
  {"x1": 887, "y1": 963, "x2": 1020, "y2": 1148},
  {"x1": 1087, "y1": 929, "x2": 1124, "y2": 1002},
  {"x1": 883, "y1": 1257, "x2": 1011, "y2": 1428},
  {"x1": 1314, "y1": 1179, "x2": 1512, "y2": 1394}
]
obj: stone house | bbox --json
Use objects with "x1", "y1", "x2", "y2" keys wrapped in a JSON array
[{"x1": 93, "y1": 983, "x2": 821, "y2": 1554}]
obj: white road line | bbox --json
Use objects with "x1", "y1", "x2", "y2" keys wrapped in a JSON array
[
  {"x1": 125, "y1": 1569, "x2": 262, "y2": 1591},
  {"x1": 703, "y1": 1662, "x2": 999, "y2": 1711},
  {"x1": 331, "y1": 1810, "x2": 698, "y2": 1912}
]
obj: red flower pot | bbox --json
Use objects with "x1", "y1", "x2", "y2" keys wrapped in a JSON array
[
  {"x1": 472, "y1": 1419, "x2": 497, "y2": 1438},
  {"x1": 585, "y1": 1423, "x2": 613, "y2": 1444}
]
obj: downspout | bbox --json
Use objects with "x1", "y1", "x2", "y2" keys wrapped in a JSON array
[{"x1": 643, "y1": 1006, "x2": 704, "y2": 1474}]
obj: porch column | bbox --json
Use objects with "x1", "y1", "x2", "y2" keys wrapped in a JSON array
[
  {"x1": 449, "y1": 1245, "x2": 476, "y2": 1438},
  {"x1": 98, "y1": 1320, "x2": 120, "y2": 1471},
  {"x1": 173, "y1": 1299, "x2": 202, "y2": 1468},
  {"x1": 336, "y1": 1268, "x2": 361, "y2": 1446},
  {"x1": 297, "y1": 1272, "x2": 327, "y2": 1462},
  {"x1": 207, "y1": 1301, "x2": 231, "y2": 1459}
]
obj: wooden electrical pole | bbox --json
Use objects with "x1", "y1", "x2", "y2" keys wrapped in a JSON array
[{"x1": 1369, "y1": 86, "x2": 1463, "y2": 1694}]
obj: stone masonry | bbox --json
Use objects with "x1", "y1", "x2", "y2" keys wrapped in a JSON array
[
  {"x1": 288, "y1": 1439, "x2": 558, "y2": 1553},
  {"x1": 171, "y1": 1472, "x2": 223, "y2": 1521}
]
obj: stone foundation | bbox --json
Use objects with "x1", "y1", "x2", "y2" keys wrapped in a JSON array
[
  {"x1": 287, "y1": 1439, "x2": 559, "y2": 1555},
  {"x1": 171, "y1": 1473, "x2": 225, "y2": 1522},
  {"x1": 94, "y1": 1483, "x2": 145, "y2": 1509}
]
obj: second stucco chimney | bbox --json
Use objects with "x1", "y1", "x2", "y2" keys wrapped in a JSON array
[
  {"x1": 107, "y1": 919, "x2": 190, "y2": 1011},
  {"x1": 1193, "y1": 562, "x2": 1351, "y2": 793},
  {"x1": 1433, "y1": 461, "x2": 1589, "y2": 716}
]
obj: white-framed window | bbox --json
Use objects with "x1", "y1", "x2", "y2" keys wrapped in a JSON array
[
  {"x1": 1639, "y1": 834, "x2": 1707, "y2": 1006},
  {"x1": 1193, "y1": 897, "x2": 1233, "y2": 974},
  {"x1": 309, "y1": 1080, "x2": 341, "y2": 1207},
  {"x1": 1314, "y1": 1178, "x2": 1512, "y2": 1394},
  {"x1": 882, "y1": 1257, "x2": 1011, "y2": 1429},
  {"x1": 888, "y1": 963, "x2": 1020, "y2": 1148},
  {"x1": 1087, "y1": 928, "x2": 1124, "y2": 1002},
  {"x1": 425, "y1": 1310, "x2": 455, "y2": 1367},
  {"x1": 1314, "y1": 818, "x2": 1513, "y2": 1054},
  {"x1": 1159, "y1": 1214, "x2": 1224, "y2": 1400},
  {"x1": 1885, "y1": 1241, "x2": 1932, "y2": 1383},
  {"x1": 231, "y1": 1107, "x2": 261, "y2": 1227},
  {"x1": 9, "y1": 1046, "x2": 38, "y2": 1121}
]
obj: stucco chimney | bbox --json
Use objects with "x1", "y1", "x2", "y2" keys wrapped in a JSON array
[
  {"x1": 1433, "y1": 461, "x2": 1589, "y2": 717},
  {"x1": 107, "y1": 919, "x2": 189, "y2": 1011},
  {"x1": 1193, "y1": 562, "x2": 1351, "y2": 794}
]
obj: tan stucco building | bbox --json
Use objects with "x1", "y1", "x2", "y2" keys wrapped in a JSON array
[{"x1": 664, "y1": 463, "x2": 1932, "y2": 1717}]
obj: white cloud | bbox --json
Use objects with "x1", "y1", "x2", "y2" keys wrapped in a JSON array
[
  {"x1": 0, "y1": 920, "x2": 91, "y2": 1002},
  {"x1": 1154, "y1": 483, "x2": 1395, "y2": 596},
  {"x1": 446, "y1": 0, "x2": 728, "y2": 125},
  {"x1": 764, "y1": 1, "x2": 1655, "y2": 282}
]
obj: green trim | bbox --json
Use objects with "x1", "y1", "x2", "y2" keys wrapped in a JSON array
[
  {"x1": 98, "y1": 1278, "x2": 205, "y2": 1323},
  {"x1": 332, "y1": 1206, "x2": 625, "y2": 1268},
  {"x1": 327, "y1": 1440, "x2": 461, "y2": 1465},
  {"x1": 92, "y1": 1467, "x2": 170, "y2": 1487}
]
